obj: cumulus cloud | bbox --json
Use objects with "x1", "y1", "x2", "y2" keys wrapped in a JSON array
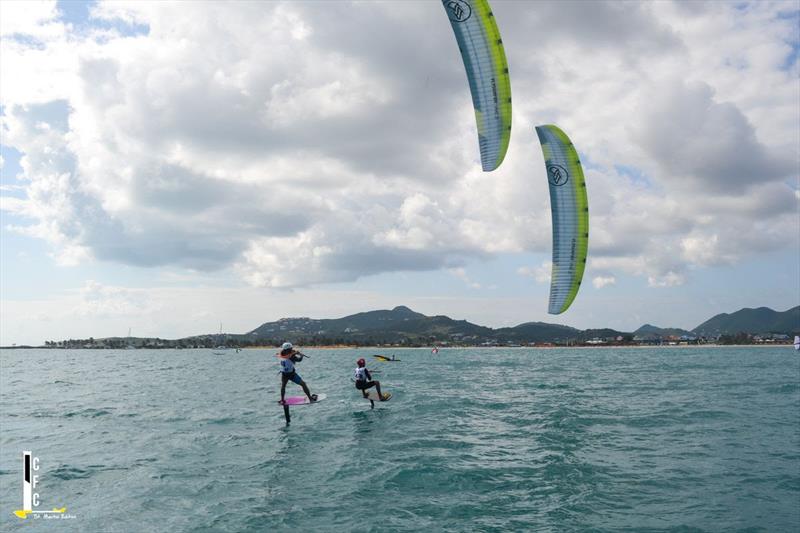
[
  {"x1": 0, "y1": 0, "x2": 62, "y2": 41},
  {"x1": 631, "y1": 79, "x2": 793, "y2": 194},
  {"x1": 592, "y1": 276, "x2": 616, "y2": 289},
  {"x1": 73, "y1": 280, "x2": 157, "y2": 317},
  {"x1": 648, "y1": 272, "x2": 686, "y2": 288},
  {"x1": 449, "y1": 267, "x2": 481, "y2": 289},
  {"x1": 1, "y1": 0, "x2": 798, "y2": 290},
  {"x1": 518, "y1": 262, "x2": 552, "y2": 284}
]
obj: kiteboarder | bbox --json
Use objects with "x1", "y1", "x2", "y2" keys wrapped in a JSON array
[
  {"x1": 354, "y1": 358, "x2": 386, "y2": 400},
  {"x1": 278, "y1": 342, "x2": 317, "y2": 405}
]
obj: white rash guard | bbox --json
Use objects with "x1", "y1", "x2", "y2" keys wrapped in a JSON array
[{"x1": 354, "y1": 367, "x2": 368, "y2": 382}]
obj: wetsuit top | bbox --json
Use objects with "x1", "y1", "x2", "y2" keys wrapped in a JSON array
[
  {"x1": 280, "y1": 354, "x2": 302, "y2": 374},
  {"x1": 354, "y1": 367, "x2": 369, "y2": 382}
]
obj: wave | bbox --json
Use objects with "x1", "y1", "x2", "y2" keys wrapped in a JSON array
[{"x1": 64, "y1": 408, "x2": 114, "y2": 418}]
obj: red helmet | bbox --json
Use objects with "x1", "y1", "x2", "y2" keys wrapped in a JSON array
[{"x1": 357, "y1": 358, "x2": 366, "y2": 367}]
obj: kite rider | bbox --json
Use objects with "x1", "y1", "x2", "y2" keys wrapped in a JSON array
[
  {"x1": 353, "y1": 358, "x2": 386, "y2": 401},
  {"x1": 278, "y1": 342, "x2": 317, "y2": 405}
]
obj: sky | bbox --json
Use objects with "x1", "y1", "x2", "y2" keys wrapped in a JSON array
[{"x1": 1, "y1": 0, "x2": 798, "y2": 346}]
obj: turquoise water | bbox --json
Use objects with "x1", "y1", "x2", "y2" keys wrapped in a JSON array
[{"x1": 1, "y1": 347, "x2": 798, "y2": 532}]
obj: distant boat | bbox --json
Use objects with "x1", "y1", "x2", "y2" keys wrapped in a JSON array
[
  {"x1": 794, "y1": 336, "x2": 799, "y2": 351},
  {"x1": 212, "y1": 323, "x2": 235, "y2": 355},
  {"x1": 213, "y1": 346, "x2": 240, "y2": 354},
  {"x1": 125, "y1": 328, "x2": 135, "y2": 350}
]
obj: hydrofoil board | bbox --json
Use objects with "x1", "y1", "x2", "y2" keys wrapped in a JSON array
[
  {"x1": 279, "y1": 393, "x2": 326, "y2": 406},
  {"x1": 362, "y1": 391, "x2": 392, "y2": 402}
]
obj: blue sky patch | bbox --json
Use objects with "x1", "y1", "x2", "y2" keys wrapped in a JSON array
[
  {"x1": 56, "y1": 0, "x2": 150, "y2": 38},
  {"x1": 614, "y1": 164, "x2": 653, "y2": 188}
]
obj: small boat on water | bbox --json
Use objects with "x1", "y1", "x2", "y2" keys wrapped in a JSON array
[
  {"x1": 794, "y1": 335, "x2": 799, "y2": 351},
  {"x1": 212, "y1": 323, "x2": 228, "y2": 354},
  {"x1": 212, "y1": 323, "x2": 241, "y2": 354}
]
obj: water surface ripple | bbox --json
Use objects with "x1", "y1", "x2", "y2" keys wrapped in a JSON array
[{"x1": 1, "y1": 347, "x2": 798, "y2": 531}]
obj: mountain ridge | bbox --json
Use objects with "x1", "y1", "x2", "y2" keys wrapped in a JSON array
[
  {"x1": 37, "y1": 305, "x2": 799, "y2": 349},
  {"x1": 692, "y1": 306, "x2": 799, "y2": 336},
  {"x1": 242, "y1": 304, "x2": 799, "y2": 345}
]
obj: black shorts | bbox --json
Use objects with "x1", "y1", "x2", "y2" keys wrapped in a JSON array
[{"x1": 355, "y1": 380, "x2": 375, "y2": 390}]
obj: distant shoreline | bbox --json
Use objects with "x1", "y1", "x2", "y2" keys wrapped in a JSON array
[
  {"x1": 1, "y1": 343, "x2": 795, "y2": 350},
  {"x1": 8, "y1": 305, "x2": 796, "y2": 351}
]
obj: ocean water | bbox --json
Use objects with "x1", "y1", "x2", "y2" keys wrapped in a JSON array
[{"x1": 1, "y1": 346, "x2": 798, "y2": 532}]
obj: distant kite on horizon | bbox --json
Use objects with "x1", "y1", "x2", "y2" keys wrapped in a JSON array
[
  {"x1": 442, "y1": 0, "x2": 512, "y2": 171},
  {"x1": 535, "y1": 125, "x2": 589, "y2": 314}
]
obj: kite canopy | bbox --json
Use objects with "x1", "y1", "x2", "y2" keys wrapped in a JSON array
[
  {"x1": 442, "y1": 0, "x2": 512, "y2": 171},
  {"x1": 535, "y1": 125, "x2": 589, "y2": 314}
]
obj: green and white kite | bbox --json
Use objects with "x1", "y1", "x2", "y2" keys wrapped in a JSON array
[
  {"x1": 535, "y1": 125, "x2": 589, "y2": 314},
  {"x1": 442, "y1": 0, "x2": 512, "y2": 171}
]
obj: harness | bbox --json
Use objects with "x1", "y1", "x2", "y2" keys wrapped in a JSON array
[
  {"x1": 354, "y1": 367, "x2": 368, "y2": 382},
  {"x1": 281, "y1": 358, "x2": 295, "y2": 374}
]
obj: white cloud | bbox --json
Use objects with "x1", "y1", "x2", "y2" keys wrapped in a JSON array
[
  {"x1": 73, "y1": 280, "x2": 157, "y2": 317},
  {"x1": 0, "y1": 0, "x2": 62, "y2": 40},
  {"x1": 592, "y1": 276, "x2": 616, "y2": 289},
  {"x1": 631, "y1": 79, "x2": 793, "y2": 194},
  {"x1": 648, "y1": 272, "x2": 686, "y2": 288},
  {"x1": 518, "y1": 262, "x2": 552, "y2": 284},
  {"x1": 0, "y1": 0, "x2": 797, "y2": 291},
  {"x1": 0, "y1": 2, "x2": 75, "y2": 105},
  {"x1": 448, "y1": 267, "x2": 481, "y2": 289},
  {"x1": 0, "y1": 195, "x2": 27, "y2": 214}
]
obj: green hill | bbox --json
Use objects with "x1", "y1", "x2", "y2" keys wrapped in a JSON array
[
  {"x1": 692, "y1": 306, "x2": 800, "y2": 336},
  {"x1": 244, "y1": 304, "x2": 799, "y2": 345},
  {"x1": 633, "y1": 324, "x2": 693, "y2": 338},
  {"x1": 248, "y1": 306, "x2": 579, "y2": 345},
  {"x1": 495, "y1": 322, "x2": 579, "y2": 343},
  {"x1": 248, "y1": 306, "x2": 495, "y2": 344}
]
